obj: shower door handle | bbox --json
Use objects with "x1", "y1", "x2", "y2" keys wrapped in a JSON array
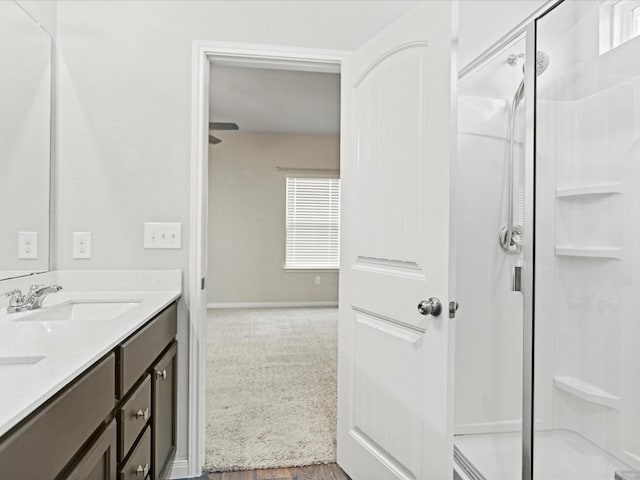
[
  {"x1": 417, "y1": 297, "x2": 442, "y2": 317},
  {"x1": 512, "y1": 265, "x2": 523, "y2": 292}
]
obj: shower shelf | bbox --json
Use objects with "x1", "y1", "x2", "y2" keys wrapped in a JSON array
[
  {"x1": 555, "y1": 246, "x2": 622, "y2": 259},
  {"x1": 556, "y1": 183, "x2": 623, "y2": 198},
  {"x1": 554, "y1": 376, "x2": 620, "y2": 409}
]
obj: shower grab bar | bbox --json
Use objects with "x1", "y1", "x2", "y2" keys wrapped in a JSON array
[
  {"x1": 499, "y1": 77, "x2": 524, "y2": 254},
  {"x1": 499, "y1": 51, "x2": 549, "y2": 255}
]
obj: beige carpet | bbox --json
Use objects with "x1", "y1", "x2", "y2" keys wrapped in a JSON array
[{"x1": 204, "y1": 307, "x2": 338, "y2": 472}]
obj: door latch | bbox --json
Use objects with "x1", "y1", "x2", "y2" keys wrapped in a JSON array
[{"x1": 449, "y1": 301, "x2": 459, "y2": 318}]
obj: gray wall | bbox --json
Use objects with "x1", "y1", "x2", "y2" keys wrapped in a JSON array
[{"x1": 208, "y1": 133, "x2": 339, "y2": 305}]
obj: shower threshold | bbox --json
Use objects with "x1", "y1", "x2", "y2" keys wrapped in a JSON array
[{"x1": 454, "y1": 429, "x2": 632, "y2": 480}]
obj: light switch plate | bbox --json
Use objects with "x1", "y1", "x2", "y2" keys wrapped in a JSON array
[
  {"x1": 144, "y1": 222, "x2": 182, "y2": 249},
  {"x1": 73, "y1": 232, "x2": 91, "y2": 259},
  {"x1": 18, "y1": 231, "x2": 38, "y2": 259}
]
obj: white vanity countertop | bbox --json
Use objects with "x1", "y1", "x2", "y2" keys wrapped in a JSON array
[{"x1": 0, "y1": 271, "x2": 181, "y2": 437}]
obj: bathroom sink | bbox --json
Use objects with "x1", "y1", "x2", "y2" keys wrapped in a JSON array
[
  {"x1": 21, "y1": 300, "x2": 141, "y2": 322},
  {"x1": 0, "y1": 355, "x2": 46, "y2": 366}
]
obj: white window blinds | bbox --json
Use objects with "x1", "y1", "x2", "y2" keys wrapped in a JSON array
[{"x1": 285, "y1": 177, "x2": 340, "y2": 269}]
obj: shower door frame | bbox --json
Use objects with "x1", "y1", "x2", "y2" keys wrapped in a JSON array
[
  {"x1": 522, "y1": 21, "x2": 536, "y2": 480},
  {"x1": 457, "y1": 2, "x2": 563, "y2": 480}
]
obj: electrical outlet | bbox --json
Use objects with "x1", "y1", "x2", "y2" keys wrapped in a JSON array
[
  {"x1": 73, "y1": 232, "x2": 91, "y2": 259},
  {"x1": 18, "y1": 231, "x2": 38, "y2": 259},
  {"x1": 144, "y1": 222, "x2": 182, "y2": 249},
  {"x1": 315, "y1": 276, "x2": 321, "y2": 285}
]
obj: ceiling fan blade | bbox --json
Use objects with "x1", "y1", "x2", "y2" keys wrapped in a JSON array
[
  {"x1": 209, "y1": 135, "x2": 221, "y2": 145},
  {"x1": 209, "y1": 122, "x2": 239, "y2": 131}
]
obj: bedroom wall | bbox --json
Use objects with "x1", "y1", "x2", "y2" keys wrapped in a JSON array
[{"x1": 208, "y1": 132, "x2": 339, "y2": 305}]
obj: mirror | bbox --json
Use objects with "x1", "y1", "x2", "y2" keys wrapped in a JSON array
[{"x1": 0, "y1": 2, "x2": 52, "y2": 280}]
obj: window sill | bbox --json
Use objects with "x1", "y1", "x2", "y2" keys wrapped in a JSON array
[{"x1": 284, "y1": 268, "x2": 339, "y2": 273}]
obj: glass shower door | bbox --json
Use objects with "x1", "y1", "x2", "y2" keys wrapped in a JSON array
[
  {"x1": 534, "y1": 1, "x2": 640, "y2": 478},
  {"x1": 454, "y1": 35, "x2": 528, "y2": 480}
]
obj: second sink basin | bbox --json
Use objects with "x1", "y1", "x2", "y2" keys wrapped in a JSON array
[{"x1": 22, "y1": 300, "x2": 141, "y2": 322}]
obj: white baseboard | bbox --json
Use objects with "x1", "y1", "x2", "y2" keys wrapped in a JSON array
[
  {"x1": 207, "y1": 301, "x2": 338, "y2": 309},
  {"x1": 168, "y1": 459, "x2": 195, "y2": 479}
]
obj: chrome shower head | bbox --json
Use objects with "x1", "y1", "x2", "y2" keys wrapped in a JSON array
[
  {"x1": 535, "y1": 51, "x2": 550, "y2": 76},
  {"x1": 508, "y1": 51, "x2": 550, "y2": 76}
]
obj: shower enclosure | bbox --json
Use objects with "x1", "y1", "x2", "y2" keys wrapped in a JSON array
[{"x1": 454, "y1": 1, "x2": 640, "y2": 479}]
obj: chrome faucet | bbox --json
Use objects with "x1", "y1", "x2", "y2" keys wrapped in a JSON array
[{"x1": 4, "y1": 284, "x2": 63, "y2": 313}]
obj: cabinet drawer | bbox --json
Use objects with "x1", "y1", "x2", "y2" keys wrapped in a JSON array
[
  {"x1": 0, "y1": 354, "x2": 116, "y2": 480},
  {"x1": 117, "y1": 303, "x2": 177, "y2": 398},
  {"x1": 118, "y1": 375, "x2": 151, "y2": 460},
  {"x1": 119, "y1": 426, "x2": 151, "y2": 480}
]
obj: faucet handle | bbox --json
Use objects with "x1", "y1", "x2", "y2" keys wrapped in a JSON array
[
  {"x1": 4, "y1": 288, "x2": 23, "y2": 298},
  {"x1": 4, "y1": 289, "x2": 25, "y2": 308},
  {"x1": 28, "y1": 284, "x2": 45, "y2": 293}
]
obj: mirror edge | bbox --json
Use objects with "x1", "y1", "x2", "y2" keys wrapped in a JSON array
[{"x1": 0, "y1": 1, "x2": 56, "y2": 283}]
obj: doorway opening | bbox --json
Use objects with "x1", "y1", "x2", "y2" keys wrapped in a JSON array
[{"x1": 204, "y1": 57, "x2": 342, "y2": 474}]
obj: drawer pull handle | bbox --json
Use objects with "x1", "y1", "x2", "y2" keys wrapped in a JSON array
[
  {"x1": 156, "y1": 369, "x2": 167, "y2": 381},
  {"x1": 135, "y1": 463, "x2": 149, "y2": 476},
  {"x1": 134, "y1": 408, "x2": 149, "y2": 420}
]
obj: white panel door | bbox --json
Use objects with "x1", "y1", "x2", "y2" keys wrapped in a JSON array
[{"x1": 337, "y1": 2, "x2": 456, "y2": 480}]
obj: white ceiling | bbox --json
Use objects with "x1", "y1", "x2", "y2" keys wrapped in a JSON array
[{"x1": 209, "y1": 64, "x2": 340, "y2": 136}]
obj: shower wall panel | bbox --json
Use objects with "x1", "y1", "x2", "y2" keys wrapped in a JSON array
[{"x1": 535, "y1": 0, "x2": 640, "y2": 475}]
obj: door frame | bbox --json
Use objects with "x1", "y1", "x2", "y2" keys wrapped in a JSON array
[{"x1": 187, "y1": 40, "x2": 347, "y2": 478}]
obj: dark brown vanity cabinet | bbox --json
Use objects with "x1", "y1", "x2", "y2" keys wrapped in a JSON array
[{"x1": 0, "y1": 301, "x2": 178, "y2": 480}]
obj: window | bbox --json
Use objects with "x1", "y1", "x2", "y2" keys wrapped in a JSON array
[
  {"x1": 599, "y1": 0, "x2": 640, "y2": 54},
  {"x1": 285, "y1": 177, "x2": 340, "y2": 270}
]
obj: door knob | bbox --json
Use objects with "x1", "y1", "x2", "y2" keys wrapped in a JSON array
[{"x1": 417, "y1": 297, "x2": 442, "y2": 317}]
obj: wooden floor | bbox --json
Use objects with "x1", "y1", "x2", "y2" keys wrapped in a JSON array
[{"x1": 206, "y1": 464, "x2": 350, "y2": 480}]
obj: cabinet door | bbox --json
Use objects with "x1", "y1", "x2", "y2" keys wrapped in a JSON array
[
  {"x1": 64, "y1": 420, "x2": 117, "y2": 480},
  {"x1": 152, "y1": 341, "x2": 177, "y2": 480}
]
